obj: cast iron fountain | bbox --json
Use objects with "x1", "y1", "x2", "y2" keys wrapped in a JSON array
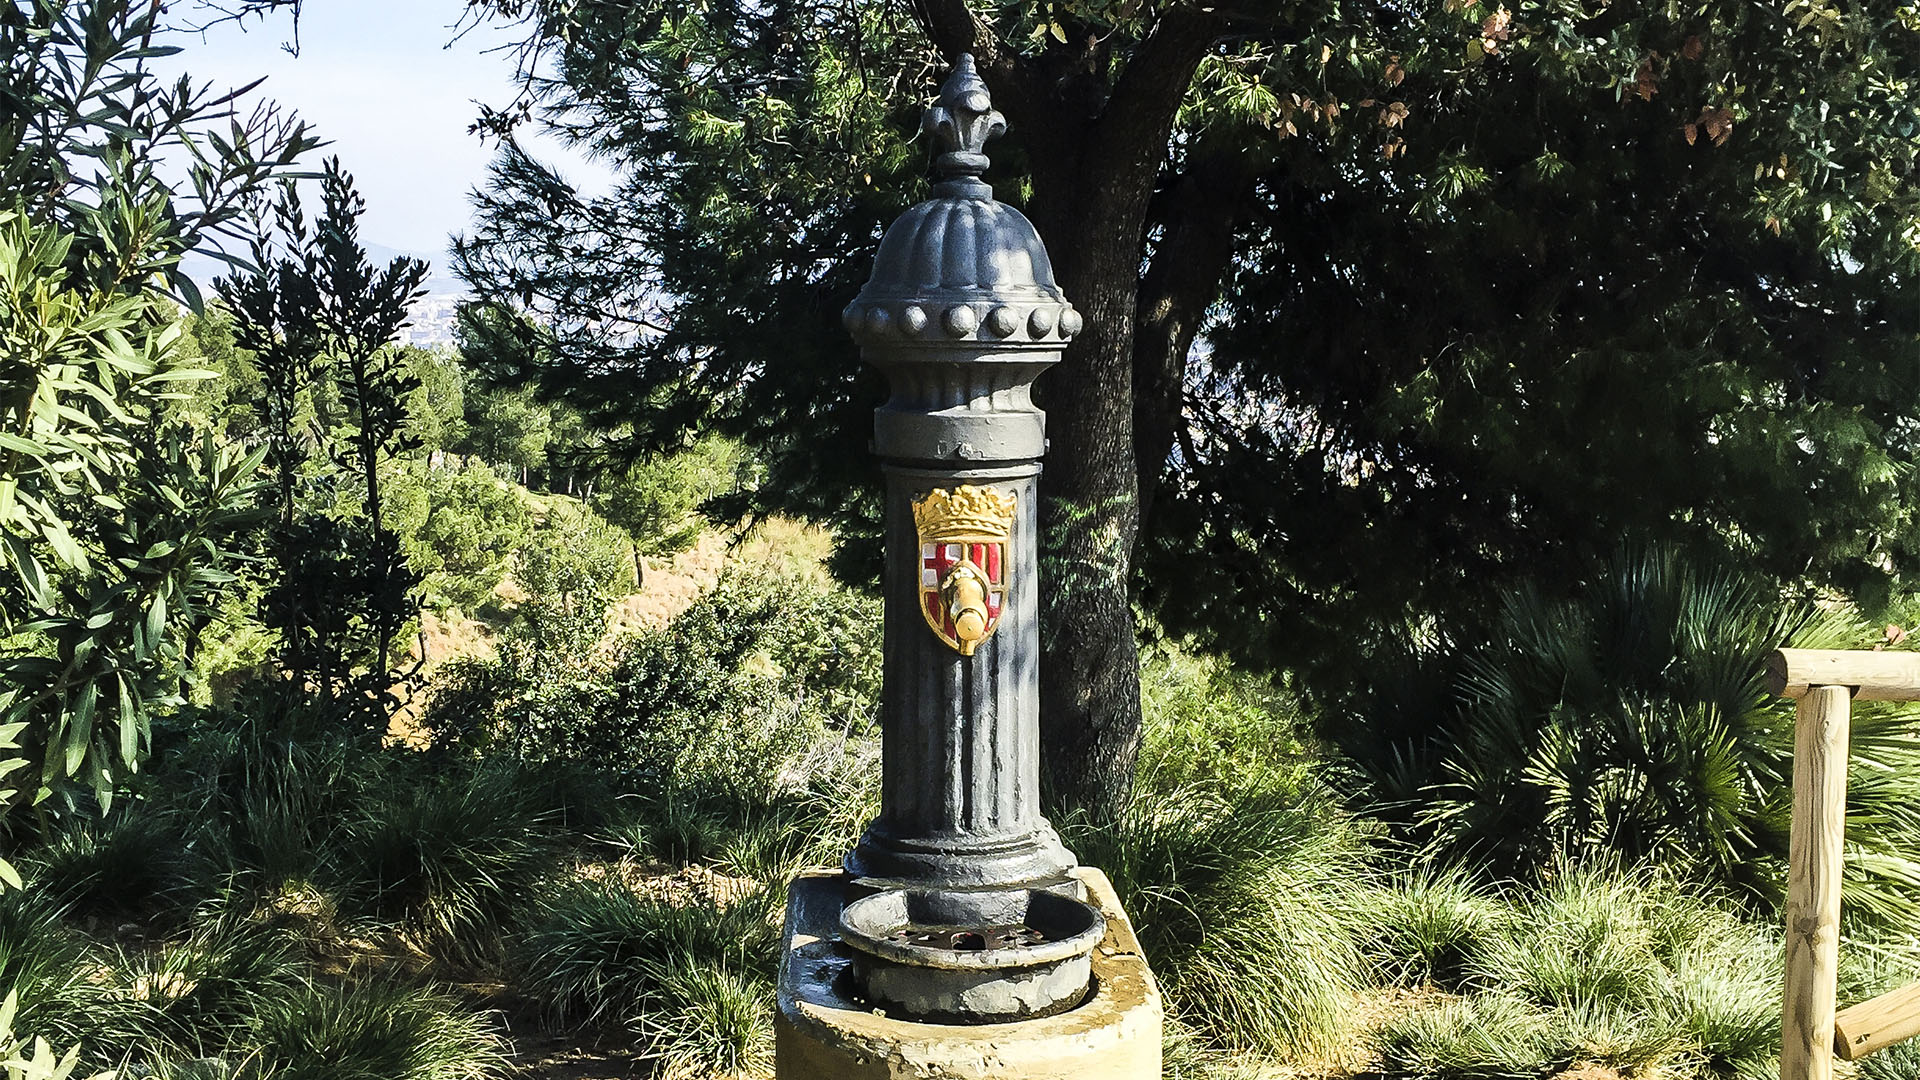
[
  {"x1": 774, "y1": 56, "x2": 1159, "y2": 1079},
  {"x1": 831, "y1": 52, "x2": 1106, "y2": 1024}
]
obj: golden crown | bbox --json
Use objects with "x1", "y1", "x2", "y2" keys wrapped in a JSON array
[{"x1": 912, "y1": 485, "x2": 1017, "y2": 541}]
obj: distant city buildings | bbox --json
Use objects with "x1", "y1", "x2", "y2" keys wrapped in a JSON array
[{"x1": 402, "y1": 293, "x2": 464, "y2": 348}]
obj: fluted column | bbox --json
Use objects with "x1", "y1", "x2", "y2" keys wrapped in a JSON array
[{"x1": 841, "y1": 55, "x2": 1079, "y2": 890}]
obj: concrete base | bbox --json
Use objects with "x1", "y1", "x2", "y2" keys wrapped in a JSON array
[{"x1": 776, "y1": 866, "x2": 1162, "y2": 1080}]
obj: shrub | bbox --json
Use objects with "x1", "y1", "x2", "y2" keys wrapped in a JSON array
[
  {"x1": 0, "y1": 988, "x2": 114, "y2": 1080},
  {"x1": 423, "y1": 569, "x2": 880, "y2": 796},
  {"x1": 1339, "y1": 545, "x2": 1920, "y2": 920},
  {"x1": 337, "y1": 764, "x2": 556, "y2": 966},
  {"x1": 1468, "y1": 868, "x2": 1673, "y2": 1011},
  {"x1": 513, "y1": 495, "x2": 634, "y2": 611},
  {"x1": 632, "y1": 955, "x2": 774, "y2": 1079},
  {"x1": 389, "y1": 460, "x2": 533, "y2": 612},
  {"x1": 512, "y1": 875, "x2": 777, "y2": 1067},
  {"x1": 153, "y1": 700, "x2": 372, "y2": 893},
  {"x1": 244, "y1": 979, "x2": 506, "y2": 1080},
  {"x1": 1069, "y1": 678, "x2": 1370, "y2": 1059},
  {"x1": 0, "y1": 889, "x2": 107, "y2": 1047}
]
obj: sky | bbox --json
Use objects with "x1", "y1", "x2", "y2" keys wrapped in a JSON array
[{"x1": 151, "y1": 0, "x2": 614, "y2": 271}]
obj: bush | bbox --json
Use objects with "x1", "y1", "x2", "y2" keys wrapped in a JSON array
[
  {"x1": 1374, "y1": 993, "x2": 1555, "y2": 1080},
  {"x1": 243, "y1": 979, "x2": 506, "y2": 1080},
  {"x1": 389, "y1": 460, "x2": 533, "y2": 612},
  {"x1": 512, "y1": 874, "x2": 777, "y2": 1073},
  {"x1": 0, "y1": 889, "x2": 113, "y2": 1047},
  {"x1": 424, "y1": 569, "x2": 880, "y2": 796},
  {"x1": 513, "y1": 495, "x2": 634, "y2": 611},
  {"x1": 152, "y1": 699, "x2": 373, "y2": 893},
  {"x1": 1337, "y1": 545, "x2": 1920, "y2": 920},
  {"x1": 337, "y1": 764, "x2": 556, "y2": 965}
]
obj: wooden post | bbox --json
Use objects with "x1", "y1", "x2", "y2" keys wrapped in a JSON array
[
  {"x1": 1835, "y1": 981, "x2": 1920, "y2": 1060},
  {"x1": 1781, "y1": 685, "x2": 1852, "y2": 1080},
  {"x1": 1768, "y1": 649, "x2": 1920, "y2": 701}
]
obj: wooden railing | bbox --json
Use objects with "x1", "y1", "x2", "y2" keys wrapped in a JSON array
[{"x1": 1767, "y1": 649, "x2": 1920, "y2": 1080}]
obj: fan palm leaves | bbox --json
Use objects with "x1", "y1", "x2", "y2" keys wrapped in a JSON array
[{"x1": 1394, "y1": 546, "x2": 1920, "y2": 921}]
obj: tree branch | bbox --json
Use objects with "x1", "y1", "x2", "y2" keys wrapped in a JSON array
[
  {"x1": 1095, "y1": 8, "x2": 1226, "y2": 176},
  {"x1": 1133, "y1": 134, "x2": 1264, "y2": 526},
  {"x1": 906, "y1": 0, "x2": 1051, "y2": 135}
]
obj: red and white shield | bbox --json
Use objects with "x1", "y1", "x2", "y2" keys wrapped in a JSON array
[{"x1": 920, "y1": 539, "x2": 1007, "y2": 655}]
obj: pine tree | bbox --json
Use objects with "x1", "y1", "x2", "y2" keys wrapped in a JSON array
[{"x1": 458, "y1": 0, "x2": 1920, "y2": 816}]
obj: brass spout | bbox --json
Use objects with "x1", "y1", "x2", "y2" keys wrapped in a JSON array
[{"x1": 944, "y1": 566, "x2": 990, "y2": 656}]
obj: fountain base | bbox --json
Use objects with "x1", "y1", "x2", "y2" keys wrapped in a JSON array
[{"x1": 775, "y1": 867, "x2": 1161, "y2": 1080}]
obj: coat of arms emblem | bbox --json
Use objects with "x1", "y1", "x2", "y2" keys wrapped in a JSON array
[{"x1": 911, "y1": 486, "x2": 1015, "y2": 656}]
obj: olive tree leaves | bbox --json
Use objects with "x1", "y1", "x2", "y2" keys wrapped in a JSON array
[{"x1": 0, "y1": 0, "x2": 311, "y2": 820}]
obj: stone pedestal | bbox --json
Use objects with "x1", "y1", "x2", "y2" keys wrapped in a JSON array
[{"x1": 776, "y1": 867, "x2": 1162, "y2": 1080}]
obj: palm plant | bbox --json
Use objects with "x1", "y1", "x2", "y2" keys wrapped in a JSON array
[{"x1": 1398, "y1": 545, "x2": 1920, "y2": 919}]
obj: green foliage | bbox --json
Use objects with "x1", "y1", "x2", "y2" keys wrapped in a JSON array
[
  {"x1": 593, "y1": 436, "x2": 746, "y2": 560},
  {"x1": 1358, "y1": 865, "x2": 1503, "y2": 991},
  {"x1": 27, "y1": 808, "x2": 198, "y2": 923},
  {"x1": 166, "y1": 307, "x2": 266, "y2": 443},
  {"x1": 152, "y1": 697, "x2": 370, "y2": 893},
  {"x1": 512, "y1": 874, "x2": 776, "y2": 1072},
  {"x1": 1373, "y1": 864, "x2": 1781, "y2": 1080},
  {"x1": 1136, "y1": 644, "x2": 1315, "y2": 795},
  {"x1": 243, "y1": 979, "x2": 506, "y2": 1080},
  {"x1": 116, "y1": 917, "x2": 308, "y2": 1058},
  {"x1": 0, "y1": 988, "x2": 113, "y2": 1080},
  {"x1": 512, "y1": 495, "x2": 632, "y2": 613},
  {"x1": 338, "y1": 765, "x2": 557, "y2": 965},
  {"x1": 465, "y1": 0, "x2": 1920, "y2": 801},
  {"x1": 0, "y1": 0, "x2": 311, "y2": 818},
  {"x1": 1374, "y1": 993, "x2": 1555, "y2": 1080},
  {"x1": 0, "y1": 888, "x2": 104, "y2": 1047},
  {"x1": 402, "y1": 348, "x2": 468, "y2": 453},
  {"x1": 386, "y1": 461, "x2": 532, "y2": 612},
  {"x1": 453, "y1": 382, "x2": 552, "y2": 481},
  {"x1": 1069, "y1": 658, "x2": 1368, "y2": 1057},
  {"x1": 1338, "y1": 546, "x2": 1920, "y2": 920},
  {"x1": 425, "y1": 569, "x2": 879, "y2": 793},
  {"x1": 221, "y1": 159, "x2": 431, "y2": 727},
  {"x1": 0, "y1": 208, "x2": 270, "y2": 811}
]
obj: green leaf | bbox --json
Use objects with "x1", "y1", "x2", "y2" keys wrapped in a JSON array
[
  {"x1": 0, "y1": 857, "x2": 19, "y2": 891},
  {"x1": 144, "y1": 589, "x2": 166, "y2": 647},
  {"x1": 117, "y1": 675, "x2": 137, "y2": 765},
  {"x1": 0, "y1": 432, "x2": 50, "y2": 455},
  {"x1": 64, "y1": 680, "x2": 96, "y2": 778}
]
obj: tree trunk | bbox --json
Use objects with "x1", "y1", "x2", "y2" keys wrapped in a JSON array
[
  {"x1": 917, "y1": 8, "x2": 1222, "y2": 819},
  {"x1": 1133, "y1": 144, "x2": 1262, "y2": 526}
]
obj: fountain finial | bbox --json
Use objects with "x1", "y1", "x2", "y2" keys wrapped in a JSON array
[{"x1": 923, "y1": 54, "x2": 1005, "y2": 191}]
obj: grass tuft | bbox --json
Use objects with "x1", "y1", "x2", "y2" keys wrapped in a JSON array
[
  {"x1": 1360, "y1": 865, "x2": 1503, "y2": 991},
  {"x1": 29, "y1": 808, "x2": 199, "y2": 924},
  {"x1": 341, "y1": 764, "x2": 556, "y2": 965},
  {"x1": 116, "y1": 915, "x2": 308, "y2": 1058},
  {"x1": 632, "y1": 956, "x2": 774, "y2": 1079},
  {"x1": 1374, "y1": 993, "x2": 1554, "y2": 1079},
  {"x1": 244, "y1": 978, "x2": 507, "y2": 1080},
  {"x1": 513, "y1": 874, "x2": 776, "y2": 1073},
  {"x1": 1468, "y1": 865, "x2": 1667, "y2": 1011}
]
